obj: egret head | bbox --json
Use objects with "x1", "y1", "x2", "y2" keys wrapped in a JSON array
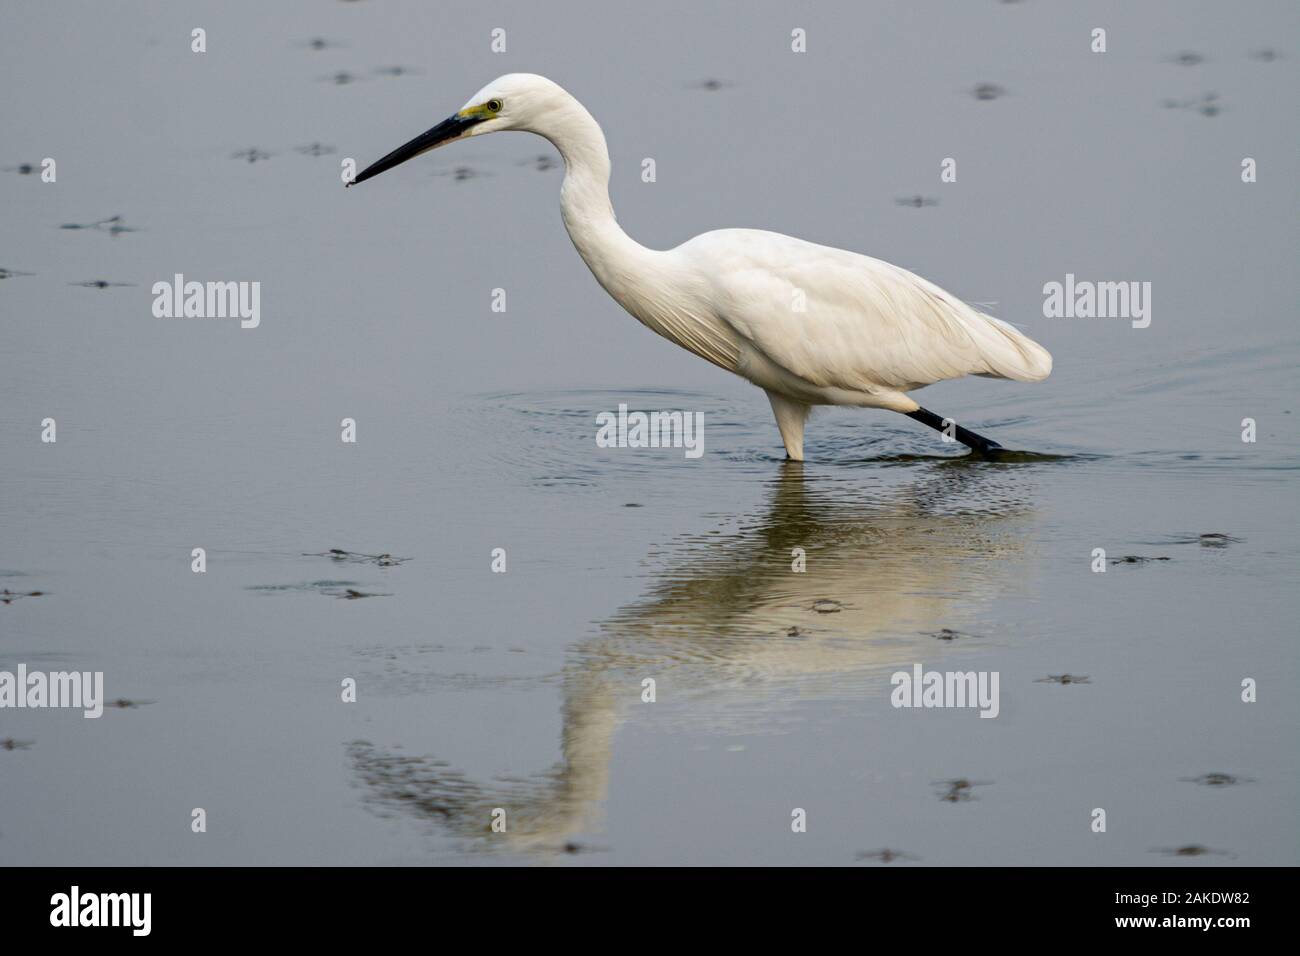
[{"x1": 348, "y1": 73, "x2": 573, "y2": 187}]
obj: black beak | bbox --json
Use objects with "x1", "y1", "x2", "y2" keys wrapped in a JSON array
[{"x1": 347, "y1": 113, "x2": 483, "y2": 187}]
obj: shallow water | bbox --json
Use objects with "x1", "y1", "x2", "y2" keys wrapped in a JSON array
[{"x1": 2, "y1": 1, "x2": 1298, "y2": 865}]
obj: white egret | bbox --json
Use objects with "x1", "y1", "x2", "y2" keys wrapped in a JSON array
[{"x1": 349, "y1": 74, "x2": 1052, "y2": 460}]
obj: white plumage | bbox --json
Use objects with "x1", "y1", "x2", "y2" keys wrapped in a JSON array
[{"x1": 351, "y1": 73, "x2": 1052, "y2": 460}]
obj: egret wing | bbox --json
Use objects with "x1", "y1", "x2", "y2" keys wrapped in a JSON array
[{"x1": 683, "y1": 229, "x2": 1051, "y2": 393}]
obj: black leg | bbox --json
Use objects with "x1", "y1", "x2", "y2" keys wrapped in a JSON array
[{"x1": 905, "y1": 407, "x2": 1003, "y2": 457}]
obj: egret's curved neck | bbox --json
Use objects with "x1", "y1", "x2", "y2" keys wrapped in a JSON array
[{"x1": 533, "y1": 98, "x2": 655, "y2": 296}]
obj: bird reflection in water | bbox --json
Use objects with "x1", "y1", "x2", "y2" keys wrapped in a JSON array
[{"x1": 351, "y1": 461, "x2": 1035, "y2": 853}]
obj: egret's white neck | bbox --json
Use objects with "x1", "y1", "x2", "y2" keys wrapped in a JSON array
[{"x1": 531, "y1": 97, "x2": 657, "y2": 300}]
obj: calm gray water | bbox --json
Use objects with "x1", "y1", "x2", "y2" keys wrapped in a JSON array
[{"x1": 2, "y1": 1, "x2": 1297, "y2": 865}]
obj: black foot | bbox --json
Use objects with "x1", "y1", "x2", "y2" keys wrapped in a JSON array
[{"x1": 905, "y1": 407, "x2": 1003, "y2": 457}]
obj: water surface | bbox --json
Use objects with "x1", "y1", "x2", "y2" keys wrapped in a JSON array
[{"x1": 1, "y1": 0, "x2": 1297, "y2": 865}]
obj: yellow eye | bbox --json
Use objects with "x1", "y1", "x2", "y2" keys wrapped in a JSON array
[{"x1": 486, "y1": 98, "x2": 503, "y2": 113}]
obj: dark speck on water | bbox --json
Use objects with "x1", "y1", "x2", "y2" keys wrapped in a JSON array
[
  {"x1": 433, "y1": 164, "x2": 490, "y2": 182},
  {"x1": 1181, "y1": 772, "x2": 1251, "y2": 787},
  {"x1": 1169, "y1": 51, "x2": 1207, "y2": 66},
  {"x1": 1111, "y1": 555, "x2": 1170, "y2": 564},
  {"x1": 1, "y1": 738, "x2": 35, "y2": 751},
  {"x1": 559, "y1": 841, "x2": 608, "y2": 854},
  {"x1": 926, "y1": 628, "x2": 975, "y2": 641},
  {"x1": 0, "y1": 268, "x2": 35, "y2": 279},
  {"x1": 106, "y1": 699, "x2": 155, "y2": 709},
  {"x1": 304, "y1": 548, "x2": 409, "y2": 567},
  {"x1": 1036, "y1": 674, "x2": 1090, "y2": 685},
  {"x1": 1, "y1": 588, "x2": 44, "y2": 604},
  {"x1": 970, "y1": 82, "x2": 1006, "y2": 101},
  {"x1": 248, "y1": 579, "x2": 391, "y2": 599},
  {"x1": 520, "y1": 153, "x2": 557, "y2": 172},
  {"x1": 58, "y1": 215, "x2": 139, "y2": 237},
  {"x1": 299, "y1": 37, "x2": 343, "y2": 51},
  {"x1": 295, "y1": 142, "x2": 337, "y2": 157},
  {"x1": 936, "y1": 779, "x2": 991, "y2": 802},
  {"x1": 1153, "y1": 845, "x2": 1232, "y2": 858},
  {"x1": 895, "y1": 195, "x2": 939, "y2": 208},
  {"x1": 1163, "y1": 92, "x2": 1223, "y2": 116},
  {"x1": 856, "y1": 848, "x2": 919, "y2": 863}
]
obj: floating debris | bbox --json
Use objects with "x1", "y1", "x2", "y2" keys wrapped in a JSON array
[
  {"x1": 557, "y1": 841, "x2": 608, "y2": 854},
  {"x1": 249, "y1": 579, "x2": 392, "y2": 599},
  {"x1": 0, "y1": 588, "x2": 44, "y2": 605},
  {"x1": 295, "y1": 142, "x2": 337, "y2": 157},
  {"x1": 61, "y1": 215, "x2": 115, "y2": 230},
  {"x1": 1, "y1": 738, "x2": 34, "y2": 751},
  {"x1": 1151, "y1": 844, "x2": 1232, "y2": 858},
  {"x1": 3, "y1": 162, "x2": 36, "y2": 175},
  {"x1": 106, "y1": 698, "x2": 155, "y2": 709},
  {"x1": 811, "y1": 599, "x2": 842, "y2": 614},
  {"x1": 0, "y1": 268, "x2": 35, "y2": 280},
  {"x1": 1036, "y1": 674, "x2": 1090, "y2": 684},
  {"x1": 855, "y1": 848, "x2": 919, "y2": 863},
  {"x1": 303, "y1": 549, "x2": 409, "y2": 567},
  {"x1": 1162, "y1": 92, "x2": 1222, "y2": 117},
  {"x1": 432, "y1": 165, "x2": 490, "y2": 183},
  {"x1": 935, "y1": 778, "x2": 991, "y2": 803},
  {"x1": 518, "y1": 153, "x2": 557, "y2": 172},
  {"x1": 320, "y1": 71, "x2": 361, "y2": 86},
  {"x1": 895, "y1": 195, "x2": 939, "y2": 208},
  {"x1": 970, "y1": 83, "x2": 1006, "y2": 101},
  {"x1": 69, "y1": 280, "x2": 134, "y2": 289},
  {"x1": 59, "y1": 215, "x2": 139, "y2": 237},
  {"x1": 373, "y1": 65, "x2": 422, "y2": 78},
  {"x1": 925, "y1": 628, "x2": 976, "y2": 641},
  {"x1": 1249, "y1": 48, "x2": 1282, "y2": 62},
  {"x1": 231, "y1": 148, "x2": 273, "y2": 164},
  {"x1": 689, "y1": 78, "x2": 733, "y2": 92},
  {"x1": 1168, "y1": 51, "x2": 1207, "y2": 66},
  {"x1": 299, "y1": 37, "x2": 344, "y2": 51},
  {"x1": 622, "y1": 502, "x2": 642, "y2": 508},
  {"x1": 1180, "y1": 772, "x2": 1252, "y2": 787},
  {"x1": 1110, "y1": 555, "x2": 1170, "y2": 564}
]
